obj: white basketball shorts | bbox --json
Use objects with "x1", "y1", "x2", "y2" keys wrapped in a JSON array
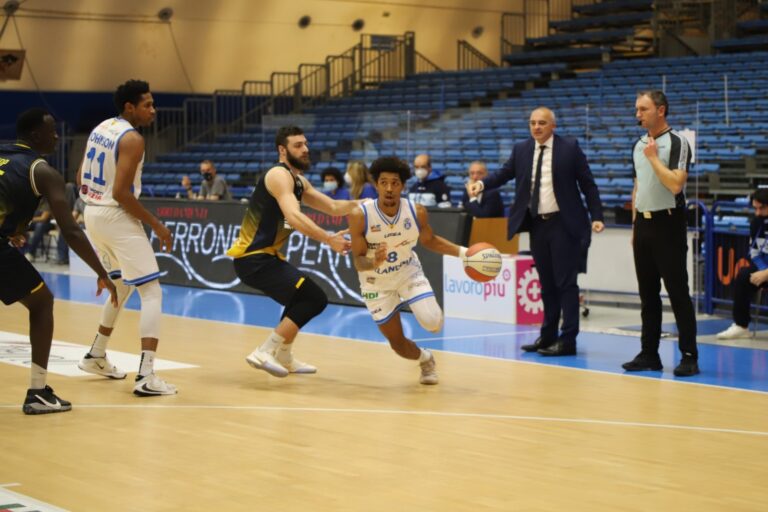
[
  {"x1": 84, "y1": 205, "x2": 160, "y2": 286},
  {"x1": 360, "y1": 267, "x2": 435, "y2": 325}
]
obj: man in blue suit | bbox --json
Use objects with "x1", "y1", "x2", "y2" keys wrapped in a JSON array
[{"x1": 468, "y1": 107, "x2": 604, "y2": 355}]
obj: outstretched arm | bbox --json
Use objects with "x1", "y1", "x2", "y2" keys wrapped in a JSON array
[
  {"x1": 301, "y1": 177, "x2": 360, "y2": 216},
  {"x1": 35, "y1": 163, "x2": 117, "y2": 306},
  {"x1": 266, "y1": 168, "x2": 350, "y2": 254},
  {"x1": 415, "y1": 204, "x2": 467, "y2": 258}
]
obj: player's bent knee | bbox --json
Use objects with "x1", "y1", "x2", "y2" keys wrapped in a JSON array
[
  {"x1": 412, "y1": 297, "x2": 443, "y2": 333},
  {"x1": 285, "y1": 278, "x2": 327, "y2": 328},
  {"x1": 137, "y1": 279, "x2": 162, "y2": 339}
]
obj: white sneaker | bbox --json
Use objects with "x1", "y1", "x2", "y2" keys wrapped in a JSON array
[
  {"x1": 716, "y1": 323, "x2": 753, "y2": 340},
  {"x1": 78, "y1": 353, "x2": 127, "y2": 380},
  {"x1": 277, "y1": 355, "x2": 317, "y2": 374},
  {"x1": 133, "y1": 373, "x2": 177, "y2": 396},
  {"x1": 246, "y1": 349, "x2": 289, "y2": 378},
  {"x1": 419, "y1": 350, "x2": 439, "y2": 385}
]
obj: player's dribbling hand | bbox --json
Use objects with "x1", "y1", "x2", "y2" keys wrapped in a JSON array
[
  {"x1": 327, "y1": 229, "x2": 351, "y2": 254},
  {"x1": 154, "y1": 222, "x2": 173, "y2": 253},
  {"x1": 96, "y1": 276, "x2": 119, "y2": 307}
]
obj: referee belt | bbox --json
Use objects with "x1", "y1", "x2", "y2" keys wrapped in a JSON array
[{"x1": 639, "y1": 208, "x2": 674, "y2": 219}]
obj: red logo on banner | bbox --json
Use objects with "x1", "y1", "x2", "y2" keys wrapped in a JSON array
[{"x1": 515, "y1": 258, "x2": 543, "y2": 324}]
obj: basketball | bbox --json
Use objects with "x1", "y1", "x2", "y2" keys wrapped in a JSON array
[{"x1": 463, "y1": 243, "x2": 502, "y2": 282}]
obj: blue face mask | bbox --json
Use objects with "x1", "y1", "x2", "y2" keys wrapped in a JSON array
[{"x1": 322, "y1": 181, "x2": 338, "y2": 192}]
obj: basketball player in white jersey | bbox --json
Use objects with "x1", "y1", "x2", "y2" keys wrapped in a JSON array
[
  {"x1": 347, "y1": 156, "x2": 469, "y2": 384},
  {"x1": 77, "y1": 80, "x2": 176, "y2": 396}
]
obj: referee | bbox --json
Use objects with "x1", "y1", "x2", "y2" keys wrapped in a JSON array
[{"x1": 622, "y1": 90, "x2": 699, "y2": 377}]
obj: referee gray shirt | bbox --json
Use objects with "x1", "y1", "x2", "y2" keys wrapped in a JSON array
[{"x1": 632, "y1": 129, "x2": 690, "y2": 212}]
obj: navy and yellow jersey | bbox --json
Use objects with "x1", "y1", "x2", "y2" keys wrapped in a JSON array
[
  {"x1": 0, "y1": 143, "x2": 46, "y2": 239},
  {"x1": 226, "y1": 163, "x2": 304, "y2": 259}
]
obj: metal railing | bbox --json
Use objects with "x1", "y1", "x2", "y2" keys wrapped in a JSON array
[
  {"x1": 457, "y1": 40, "x2": 497, "y2": 70},
  {"x1": 145, "y1": 32, "x2": 438, "y2": 158}
]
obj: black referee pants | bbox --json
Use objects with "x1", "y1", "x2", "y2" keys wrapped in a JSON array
[{"x1": 633, "y1": 208, "x2": 698, "y2": 358}]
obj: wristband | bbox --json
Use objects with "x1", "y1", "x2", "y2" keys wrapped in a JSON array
[{"x1": 459, "y1": 246, "x2": 468, "y2": 260}]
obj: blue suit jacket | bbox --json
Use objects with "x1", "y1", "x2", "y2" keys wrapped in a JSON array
[{"x1": 483, "y1": 134, "x2": 603, "y2": 240}]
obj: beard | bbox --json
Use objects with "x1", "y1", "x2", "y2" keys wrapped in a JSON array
[{"x1": 287, "y1": 151, "x2": 311, "y2": 172}]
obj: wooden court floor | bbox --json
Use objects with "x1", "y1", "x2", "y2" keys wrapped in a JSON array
[{"x1": 1, "y1": 300, "x2": 767, "y2": 511}]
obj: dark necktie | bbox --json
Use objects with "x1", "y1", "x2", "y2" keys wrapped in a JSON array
[{"x1": 530, "y1": 145, "x2": 546, "y2": 216}]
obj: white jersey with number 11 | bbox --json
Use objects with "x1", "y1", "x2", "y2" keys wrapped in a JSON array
[{"x1": 80, "y1": 117, "x2": 143, "y2": 207}]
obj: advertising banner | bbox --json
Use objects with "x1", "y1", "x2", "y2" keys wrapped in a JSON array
[{"x1": 443, "y1": 255, "x2": 542, "y2": 324}]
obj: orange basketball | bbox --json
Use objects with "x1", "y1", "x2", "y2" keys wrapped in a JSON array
[{"x1": 463, "y1": 242, "x2": 502, "y2": 282}]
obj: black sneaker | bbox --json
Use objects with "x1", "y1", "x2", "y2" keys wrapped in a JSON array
[
  {"x1": 673, "y1": 355, "x2": 700, "y2": 377},
  {"x1": 622, "y1": 352, "x2": 663, "y2": 372},
  {"x1": 22, "y1": 385, "x2": 72, "y2": 415}
]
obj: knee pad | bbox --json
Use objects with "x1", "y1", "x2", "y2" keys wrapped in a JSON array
[
  {"x1": 410, "y1": 296, "x2": 443, "y2": 333},
  {"x1": 99, "y1": 277, "x2": 134, "y2": 329},
  {"x1": 137, "y1": 279, "x2": 162, "y2": 339},
  {"x1": 283, "y1": 277, "x2": 328, "y2": 328}
]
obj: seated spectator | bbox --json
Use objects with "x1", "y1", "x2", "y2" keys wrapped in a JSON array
[
  {"x1": 179, "y1": 175, "x2": 195, "y2": 199},
  {"x1": 320, "y1": 167, "x2": 351, "y2": 200},
  {"x1": 345, "y1": 160, "x2": 377, "y2": 200},
  {"x1": 408, "y1": 153, "x2": 451, "y2": 207},
  {"x1": 198, "y1": 160, "x2": 231, "y2": 200},
  {"x1": 462, "y1": 161, "x2": 505, "y2": 218},
  {"x1": 23, "y1": 199, "x2": 54, "y2": 261},
  {"x1": 717, "y1": 188, "x2": 768, "y2": 339}
]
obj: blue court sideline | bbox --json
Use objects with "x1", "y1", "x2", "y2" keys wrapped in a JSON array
[{"x1": 42, "y1": 272, "x2": 768, "y2": 393}]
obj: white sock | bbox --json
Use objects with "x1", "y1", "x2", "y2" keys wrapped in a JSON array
[
  {"x1": 259, "y1": 332, "x2": 285, "y2": 354},
  {"x1": 418, "y1": 349, "x2": 431, "y2": 363},
  {"x1": 30, "y1": 363, "x2": 47, "y2": 389},
  {"x1": 138, "y1": 350, "x2": 156, "y2": 377},
  {"x1": 276, "y1": 343, "x2": 293, "y2": 363},
  {"x1": 89, "y1": 332, "x2": 110, "y2": 358}
]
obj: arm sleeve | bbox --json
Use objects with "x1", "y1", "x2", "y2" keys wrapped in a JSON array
[{"x1": 668, "y1": 134, "x2": 690, "y2": 172}]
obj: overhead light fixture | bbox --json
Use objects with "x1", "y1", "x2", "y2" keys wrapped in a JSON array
[
  {"x1": 3, "y1": 0, "x2": 20, "y2": 16},
  {"x1": 157, "y1": 7, "x2": 173, "y2": 22}
]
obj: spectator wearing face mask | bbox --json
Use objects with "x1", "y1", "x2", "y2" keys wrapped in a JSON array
[
  {"x1": 320, "y1": 166, "x2": 351, "y2": 200},
  {"x1": 344, "y1": 160, "x2": 377, "y2": 200},
  {"x1": 408, "y1": 153, "x2": 452, "y2": 208},
  {"x1": 197, "y1": 160, "x2": 232, "y2": 200}
]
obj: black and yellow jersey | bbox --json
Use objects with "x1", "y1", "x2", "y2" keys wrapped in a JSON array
[
  {"x1": 0, "y1": 143, "x2": 45, "y2": 239},
  {"x1": 227, "y1": 163, "x2": 304, "y2": 259}
]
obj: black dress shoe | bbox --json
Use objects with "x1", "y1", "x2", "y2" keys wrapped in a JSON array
[
  {"x1": 673, "y1": 355, "x2": 699, "y2": 377},
  {"x1": 521, "y1": 337, "x2": 549, "y2": 352},
  {"x1": 622, "y1": 351, "x2": 663, "y2": 372},
  {"x1": 537, "y1": 339, "x2": 576, "y2": 356}
]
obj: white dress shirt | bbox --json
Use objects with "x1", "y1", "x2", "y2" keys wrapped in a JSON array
[{"x1": 530, "y1": 135, "x2": 559, "y2": 215}]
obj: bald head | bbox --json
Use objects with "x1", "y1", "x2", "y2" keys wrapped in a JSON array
[
  {"x1": 413, "y1": 153, "x2": 432, "y2": 181},
  {"x1": 529, "y1": 107, "x2": 556, "y2": 145}
]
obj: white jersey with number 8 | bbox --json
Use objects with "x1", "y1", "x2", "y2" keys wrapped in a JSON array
[{"x1": 80, "y1": 117, "x2": 143, "y2": 207}]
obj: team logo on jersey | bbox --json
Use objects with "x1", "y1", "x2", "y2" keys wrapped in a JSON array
[
  {"x1": 366, "y1": 277, "x2": 376, "y2": 284},
  {"x1": 404, "y1": 218, "x2": 412, "y2": 230},
  {"x1": 371, "y1": 225, "x2": 381, "y2": 232}
]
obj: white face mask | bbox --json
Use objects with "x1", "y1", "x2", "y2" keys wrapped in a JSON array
[
  {"x1": 343, "y1": 172, "x2": 352, "y2": 185},
  {"x1": 322, "y1": 181, "x2": 338, "y2": 192},
  {"x1": 415, "y1": 168, "x2": 428, "y2": 180}
]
